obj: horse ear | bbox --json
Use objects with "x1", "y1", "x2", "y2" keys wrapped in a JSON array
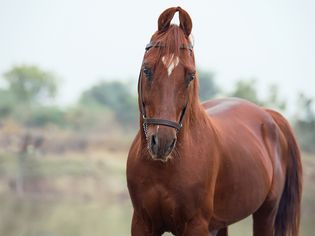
[
  {"x1": 178, "y1": 7, "x2": 192, "y2": 37},
  {"x1": 158, "y1": 7, "x2": 178, "y2": 32}
]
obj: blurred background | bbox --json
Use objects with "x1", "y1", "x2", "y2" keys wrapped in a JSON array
[{"x1": 0, "y1": 0, "x2": 314, "y2": 235}]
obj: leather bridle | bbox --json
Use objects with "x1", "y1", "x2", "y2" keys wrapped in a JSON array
[{"x1": 139, "y1": 41, "x2": 193, "y2": 136}]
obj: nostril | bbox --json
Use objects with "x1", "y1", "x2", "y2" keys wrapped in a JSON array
[
  {"x1": 169, "y1": 138, "x2": 176, "y2": 150},
  {"x1": 150, "y1": 134, "x2": 159, "y2": 155},
  {"x1": 151, "y1": 134, "x2": 158, "y2": 147}
]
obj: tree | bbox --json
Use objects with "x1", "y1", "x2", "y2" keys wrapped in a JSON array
[
  {"x1": 25, "y1": 106, "x2": 65, "y2": 127},
  {"x1": 3, "y1": 65, "x2": 58, "y2": 105},
  {"x1": 229, "y1": 79, "x2": 262, "y2": 105},
  {"x1": 0, "y1": 89, "x2": 17, "y2": 118},
  {"x1": 264, "y1": 84, "x2": 286, "y2": 111},
  {"x1": 229, "y1": 79, "x2": 286, "y2": 111},
  {"x1": 80, "y1": 81, "x2": 137, "y2": 127},
  {"x1": 198, "y1": 70, "x2": 218, "y2": 101}
]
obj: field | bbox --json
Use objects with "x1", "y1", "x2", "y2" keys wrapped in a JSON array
[{"x1": 0, "y1": 150, "x2": 314, "y2": 236}]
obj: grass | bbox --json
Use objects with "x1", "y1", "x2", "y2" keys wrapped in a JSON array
[
  {"x1": 0, "y1": 151, "x2": 314, "y2": 236},
  {"x1": 0, "y1": 194, "x2": 133, "y2": 236},
  {"x1": 0, "y1": 150, "x2": 132, "y2": 236}
]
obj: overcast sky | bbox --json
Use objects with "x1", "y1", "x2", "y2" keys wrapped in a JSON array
[{"x1": 1, "y1": 0, "x2": 314, "y2": 108}]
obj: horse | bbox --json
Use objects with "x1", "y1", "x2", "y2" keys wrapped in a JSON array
[{"x1": 127, "y1": 7, "x2": 302, "y2": 236}]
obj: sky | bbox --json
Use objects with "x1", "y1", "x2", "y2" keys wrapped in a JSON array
[{"x1": 1, "y1": 0, "x2": 314, "y2": 110}]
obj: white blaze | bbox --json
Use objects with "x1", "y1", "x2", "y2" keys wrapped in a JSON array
[{"x1": 162, "y1": 54, "x2": 180, "y2": 77}]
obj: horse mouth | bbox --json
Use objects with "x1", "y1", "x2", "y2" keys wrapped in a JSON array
[
  {"x1": 151, "y1": 154, "x2": 173, "y2": 163},
  {"x1": 148, "y1": 148, "x2": 174, "y2": 163}
]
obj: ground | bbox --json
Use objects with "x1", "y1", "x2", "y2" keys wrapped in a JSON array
[{"x1": 0, "y1": 150, "x2": 314, "y2": 236}]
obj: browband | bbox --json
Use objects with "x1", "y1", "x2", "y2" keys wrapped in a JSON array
[{"x1": 145, "y1": 42, "x2": 193, "y2": 52}]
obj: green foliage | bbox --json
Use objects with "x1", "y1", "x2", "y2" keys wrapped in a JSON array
[
  {"x1": 3, "y1": 65, "x2": 58, "y2": 104},
  {"x1": 65, "y1": 105, "x2": 114, "y2": 130},
  {"x1": 229, "y1": 79, "x2": 286, "y2": 111},
  {"x1": 0, "y1": 89, "x2": 17, "y2": 118},
  {"x1": 24, "y1": 106, "x2": 65, "y2": 128},
  {"x1": 264, "y1": 84, "x2": 286, "y2": 110},
  {"x1": 198, "y1": 70, "x2": 218, "y2": 101},
  {"x1": 80, "y1": 81, "x2": 137, "y2": 127},
  {"x1": 13, "y1": 105, "x2": 115, "y2": 130},
  {"x1": 230, "y1": 79, "x2": 262, "y2": 105}
]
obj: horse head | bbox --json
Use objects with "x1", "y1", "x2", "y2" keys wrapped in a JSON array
[{"x1": 138, "y1": 7, "x2": 198, "y2": 162}]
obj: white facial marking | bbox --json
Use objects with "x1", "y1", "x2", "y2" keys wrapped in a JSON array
[{"x1": 162, "y1": 54, "x2": 180, "y2": 77}]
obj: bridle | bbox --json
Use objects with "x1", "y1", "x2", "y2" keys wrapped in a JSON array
[{"x1": 138, "y1": 41, "x2": 193, "y2": 136}]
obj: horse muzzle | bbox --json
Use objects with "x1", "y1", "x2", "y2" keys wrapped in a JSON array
[{"x1": 148, "y1": 133, "x2": 177, "y2": 161}]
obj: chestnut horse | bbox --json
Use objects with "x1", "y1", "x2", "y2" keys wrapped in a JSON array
[{"x1": 127, "y1": 7, "x2": 302, "y2": 236}]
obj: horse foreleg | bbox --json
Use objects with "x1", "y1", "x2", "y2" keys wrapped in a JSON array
[
  {"x1": 131, "y1": 211, "x2": 159, "y2": 236},
  {"x1": 183, "y1": 216, "x2": 209, "y2": 236},
  {"x1": 210, "y1": 227, "x2": 228, "y2": 236},
  {"x1": 217, "y1": 227, "x2": 228, "y2": 236}
]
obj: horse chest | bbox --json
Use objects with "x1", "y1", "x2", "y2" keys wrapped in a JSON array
[{"x1": 136, "y1": 179, "x2": 202, "y2": 231}]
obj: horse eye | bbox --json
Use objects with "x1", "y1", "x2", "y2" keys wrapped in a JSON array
[
  {"x1": 188, "y1": 73, "x2": 195, "y2": 82},
  {"x1": 143, "y1": 67, "x2": 153, "y2": 80}
]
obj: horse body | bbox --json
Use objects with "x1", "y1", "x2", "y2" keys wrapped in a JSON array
[
  {"x1": 127, "y1": 7, "x2": 302, "y2": 236},
  {"x1": 128, "y1": 98, "x2": 291, "y2": 235},
  {"x1": 204, "y1": 98, "x2": 282, "y2": 228}
]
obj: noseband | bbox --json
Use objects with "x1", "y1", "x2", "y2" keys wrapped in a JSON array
[{"x1": 139, "y1": 41, "x2": 193, "y2": 135}]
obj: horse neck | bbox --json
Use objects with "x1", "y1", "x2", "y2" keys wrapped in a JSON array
[{"x1": 177, "y1": 99, "x2": 214, "y2": 142}]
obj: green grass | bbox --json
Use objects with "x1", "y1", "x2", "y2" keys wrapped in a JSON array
[
  {"x1": 0, "y1": 151, "x2": 314, "y2": 236},
  {"x1": 0, "y1": 151, "x2": 132, "y2": 236},
  {"x1": 0, "y1": 194, "x2": 132, "y2": 236}
]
